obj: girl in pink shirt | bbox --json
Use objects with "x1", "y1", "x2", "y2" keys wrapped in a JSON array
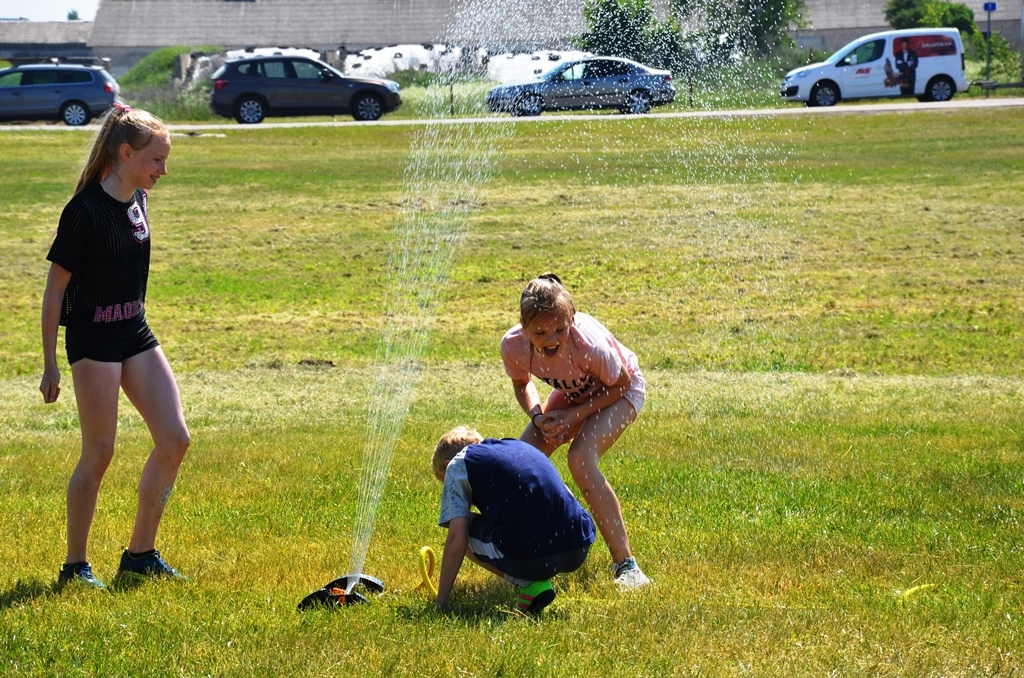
[{"x1": 500, "y1": 273, "x2": 651, "y2": 589}]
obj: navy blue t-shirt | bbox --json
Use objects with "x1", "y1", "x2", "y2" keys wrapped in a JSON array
[{"x1": 454, "y1": 438, "x2": 596, "y2": 559}]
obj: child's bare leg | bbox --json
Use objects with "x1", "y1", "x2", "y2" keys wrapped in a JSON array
[
  {"x1": 67, "y1": 360, "x2": 123, "y2": 563},
  {"x1": 565, "y1": 398, "x2": 636, "y2": 563},
  {"x1": 119, "y1": 347, "x2": 190, "y2": 553},
  {"x1": 568, "y1": 452, "x2": 631, "y2": 562}
]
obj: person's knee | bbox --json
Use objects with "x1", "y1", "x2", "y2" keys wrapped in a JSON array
[
  {"x1": 521, "y1": 429, "x2": 557, "y2": 457},
  {"x1": 78, "y1": 439, "x2": 116, "y2": 473},
  {"x1": 158, "y1": 425, "x2": 191, "y2": 462},
  {"x1": 174, "y1": 427, "x2": 191, "y2": 456},
  {"x1": 566, "y1": 450, "x2": 602, "y2": 490}
]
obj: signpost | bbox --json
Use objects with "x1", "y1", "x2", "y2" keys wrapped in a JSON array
[
  {"x1": 976, "y1": 1, "x2": 1024, "y2": 91},
  {"x1": 983, "y1": 2, "x2": 995, "y2": 82}
]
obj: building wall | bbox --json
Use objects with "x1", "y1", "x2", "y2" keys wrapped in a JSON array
[
  {"x1": 794, "y1": 0, "x2": 1022, "y2": 51},
  {"x1": 88, "y1": 0, "x2": 589, "y2": 51}
]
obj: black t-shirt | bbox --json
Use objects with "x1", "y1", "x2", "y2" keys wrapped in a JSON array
[{"x1": 47, "y1": 183, "x2": 151, "y2": 327}]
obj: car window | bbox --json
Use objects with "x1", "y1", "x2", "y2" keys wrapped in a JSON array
[
  {"x1": 586, "y1": 61, "x2": 630, "y2": 78},
  {"x1": 261, "y1": 61, "x2": 289, "y2": 79},
  {"x1": 59, "y1": 70, "x2": 94, "y2": 84},
  {"x1": 292, "y1": 60, "x2": 323, "y2": 80},
  {"x1": 25, "y1": 70, "x2": 62, "y2": 86},
  {"x1": 841, "y1": 39, "x2": 885, "y2": 66},
  {"x1": 0, "y1": 71, "x2": 23, "y2": 87},
  {"x1": 862, "y1": 39, "x2": 885, "y2": 63},
  {"x1": 560, "y1": 63, "x2": 586, "y2": 81},
  {"x1": 236, "y1": 61, "x2": 289, "y2": 78}
]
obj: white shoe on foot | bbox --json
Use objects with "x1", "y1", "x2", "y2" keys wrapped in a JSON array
[{"x1": 612, "y1": 557, "x2": 651, "y2": 589}]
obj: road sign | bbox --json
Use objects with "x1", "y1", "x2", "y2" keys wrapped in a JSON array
[{"x1": 983, "y1": 2, "x2": 996, "y2": 11}]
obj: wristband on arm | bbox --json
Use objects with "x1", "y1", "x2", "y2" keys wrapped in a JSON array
[{"x1": 531, "y1": 412, "x2": 543, "y2": 426}]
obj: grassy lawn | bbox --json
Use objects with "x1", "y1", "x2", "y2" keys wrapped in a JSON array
[{"x1": 1, "y1": 106, "x2": 1023, "y2": 676}]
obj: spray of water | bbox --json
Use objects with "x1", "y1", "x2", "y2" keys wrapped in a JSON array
[{"x1": 346, "y1": 98, "x2": 511, "y2": 579}]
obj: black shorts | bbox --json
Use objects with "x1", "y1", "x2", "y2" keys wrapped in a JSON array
[
  {"x1": 469, "y1": 516, "x2": 591, "y2": 580},
  {"x1": 65, "y1": 317, "x2": 160, "y2": 364},
  {"x1": 474, "y1": 544, "x2": 591, "y2": 582}
]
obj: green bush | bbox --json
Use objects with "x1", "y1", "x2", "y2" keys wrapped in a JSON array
[
  {"x1": 120, "y1": 45, "x2": 220, "y2": 88},
  {"x1": 117, "y1": 45, "x2": 222, "y2": 121},
  {"x1": 967, "y1": 30, "x2": 1024, "y2": 83}
]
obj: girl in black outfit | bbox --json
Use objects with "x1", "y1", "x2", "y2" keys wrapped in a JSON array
[{"x1": 40, "y1": 104, "x2": 190, "y2": 587}]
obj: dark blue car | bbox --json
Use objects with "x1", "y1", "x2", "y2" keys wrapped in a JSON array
[{"x1": 0, "y1": 63, "x2": 121, "y2": 126}]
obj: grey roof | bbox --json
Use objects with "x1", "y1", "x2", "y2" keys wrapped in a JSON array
[
  {"x1": 5, "y1": 0, "x2": 1017, "y2": 51},
  {"x1": 0, "y1": 20, "x2": 93, "y2": 44},
  {"x1": 88, "y1": 0, "x2": 590, "y2": 50}
]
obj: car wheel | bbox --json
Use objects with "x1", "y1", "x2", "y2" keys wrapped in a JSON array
[
  {"x1": 622, "y1": 90, "x2": 652, "y2": 115},
  {"x1": 62, "y1": 101, "x2": 91, "y2": 126},
  {"x1": 234, "y1": 97, "x2": 266, "y2": 124},
  {"x1": 808, "y1": 82, "x2": 839, "y2": 107},
  {"x1": 352, "y1": 93, "x2": 384, "y2": 121},
  {"x1": 513, "y1": 93, "x2": 542, "y2": 117},
  {"x1": 924, "y1": 75, "x2": 955, "y2": 103}
]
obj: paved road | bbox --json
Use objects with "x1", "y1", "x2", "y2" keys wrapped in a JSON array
[{"x1": 2, "y1": 97, "x2": 1022, "y2": 132}]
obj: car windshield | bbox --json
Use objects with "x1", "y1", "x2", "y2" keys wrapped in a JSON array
[
  {"x1": 320, "y1": 62, "x2": 345, "y2": 78},
  {"x1": 540, "y1": 64, "x2": 568, "y2": 80}
]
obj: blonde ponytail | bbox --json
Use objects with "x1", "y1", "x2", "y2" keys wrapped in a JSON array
[{"x1": 75, "y1": 104, "x2": 167, "y2": 194}]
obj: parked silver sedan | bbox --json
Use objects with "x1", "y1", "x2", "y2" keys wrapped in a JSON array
[{"x1": 486, "y1": 56, "x2": 675, "y2": 116}]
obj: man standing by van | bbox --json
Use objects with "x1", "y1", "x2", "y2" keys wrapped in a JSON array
[{"x1": 895, "y1": 38, "x2": 919, "y2": 95}]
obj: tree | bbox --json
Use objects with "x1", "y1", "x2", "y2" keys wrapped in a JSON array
[
  {"x1": 573, "y1": 0, "x2": 691, "y2": 69},
  {"x1": 575, "y1": 0, "x2": 807, "y2": 73},
  {"x1": 887, "y1": 0, "x2": 977, "y2": 35},
  {"x1": 703, "y1": 0, "x2": 808, "y2": 56},
  {"x1": 573, "y1": 0, "x2": 655, "y2": 63},
  {"x1": 936, "y1": 3, "x2": 977, "y2": 36},
  {"x1": 67, "y1": 9, "x2": 80, "y2": 20},
  {"x1": 646, "y1": 16, "x2": 693, "y2": 74},
  {"x1": 885, "y1": 0, "x2": 928, "y2": 29}
]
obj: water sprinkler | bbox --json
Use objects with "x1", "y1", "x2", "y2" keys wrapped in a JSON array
[{"x1": 297, "y1": 573, "x2": 384, "y2": 611}]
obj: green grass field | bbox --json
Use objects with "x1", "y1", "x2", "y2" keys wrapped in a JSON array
[{"x1": 1, "y1": 106, "x2": 1023, "y2": 676}]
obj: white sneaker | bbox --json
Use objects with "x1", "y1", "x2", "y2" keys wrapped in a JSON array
[{"x1": 611, "y1": 557, "x2": 651, "y2": 589}]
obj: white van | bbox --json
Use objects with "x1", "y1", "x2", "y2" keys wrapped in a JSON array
[{"x1": 780, "y1": 28, "x2": 969, "y2": 106}]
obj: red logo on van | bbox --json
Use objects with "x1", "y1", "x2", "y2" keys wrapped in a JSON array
[
  {"x1": 855, "y1": 67, "x2": 872, "y2": 75},
  {"x1": 894, "y1": 35, "x2": 957, "y2": 57}
]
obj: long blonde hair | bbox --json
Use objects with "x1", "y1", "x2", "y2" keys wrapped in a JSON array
[
  {"x1": 519, "y1": 272, "x2": 576, "y2": 329},
  {"x1": 75, "y1": 104, "x2": 167, "y2": 194}
]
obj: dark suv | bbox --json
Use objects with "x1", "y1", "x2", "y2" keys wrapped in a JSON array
[
  {"x1": 0, "y1": 63, "x2": 121, "y2": 126},
  {"x1": 209, "y1": 55, "x2": 401, "y2": 123}
]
